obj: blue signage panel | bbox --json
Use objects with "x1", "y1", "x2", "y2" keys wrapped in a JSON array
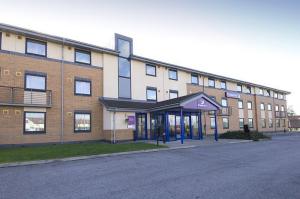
[{"x1": 225, "y1": 91, "x2": 240, "y2": 99}]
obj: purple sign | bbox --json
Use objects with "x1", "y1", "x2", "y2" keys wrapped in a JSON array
[
  {"x1": 225, "y1": 91, "x2": 240, "y2": 99},
  {"x1": 183, "y1": 97, "x2": 218, "y2": 111},
  {"x1": 127, "y1": 116, "x2": 135, "y2": 125}
]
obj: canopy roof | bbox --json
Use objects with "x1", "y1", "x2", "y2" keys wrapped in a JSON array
[{"x1": 100, "y1": 92, "x2": 222, "y2": 112}]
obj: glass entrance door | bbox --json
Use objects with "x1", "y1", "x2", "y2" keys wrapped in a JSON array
[
  {"x1": 168, "y1": 115, "x2": 176, "y2": 141},
  {"x1": 184, "y1": 115, "x2": 191, "y2": 139},
  {"x1": 175, "y1": 115, "x2": 181, "y2": 139},
  {"x1": 136, "y1": 113, "x2": 147, "y2": 140}
]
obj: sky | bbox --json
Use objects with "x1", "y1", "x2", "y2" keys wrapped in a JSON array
[{"x1": 1, "y1": 0, "x2": 299, "y2": 113}]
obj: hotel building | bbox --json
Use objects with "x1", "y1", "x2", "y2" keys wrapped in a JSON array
[{"x1": 0, "y1": 24, "x2": 290, "y2": 145}]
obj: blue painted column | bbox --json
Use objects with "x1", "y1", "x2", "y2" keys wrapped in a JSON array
[
  {"x1": 214, "y1": 111, "x2": 218, "y2": 141},
  {"x1": 189, "y1": 114, "x2": 192, "y2": 139},
  {"x1": 180, "y1": 108, "x2": 184, "y2": 144},
  {"x1": 165, "y1": 112, "x2": 170, "y2": 142},
  {"x1": 198, "y1": 111, "x2": 203, "y2": 140}
]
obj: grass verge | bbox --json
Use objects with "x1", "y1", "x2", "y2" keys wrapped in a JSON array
[
  {"x1": 0, "y1": 142, "x2": 166, "y2": 164},
  {"x1": 219, "y1": 131, "x2": 270, "y2": 141}
]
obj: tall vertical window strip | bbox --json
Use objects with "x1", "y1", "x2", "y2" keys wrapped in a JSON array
[
  {"x1": 24, "y1": 112, "x2": 46, "y2": 134},
  {"x1": 26, "y1": 38, "x2": 46, "y2": 56},
  {"x1": 191, "y1": 74, "x2": 198, "y2": 84},
  {"x1": 117, "y1": 36, "x2": 132, "y2": 99},
  {"x1": 74, "y1": 112, "x2": 91, "y2": 132}
]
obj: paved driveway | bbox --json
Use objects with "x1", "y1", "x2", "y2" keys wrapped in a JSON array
[{"x1": 1, "y1": 135, "x2": 300, "y2": 199}]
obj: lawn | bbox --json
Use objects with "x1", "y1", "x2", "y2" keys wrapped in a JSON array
[{"x1": 0, "y1": 142, "x2": 166, "y2": 164}]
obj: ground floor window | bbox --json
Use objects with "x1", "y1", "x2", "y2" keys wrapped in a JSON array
[
  {"x1": 222, "y1": 117, "x2": 229, "y2": 129},
  {"x1": 261, "y1": 118, "x2": 266, "y2": 128},
  {"x1": 269, "y1": 119, "x2": 273, "y2": 128},
  {"x1": 210, "y1": 117, "x2": 215, "y2": 129},
  {"x1": 282, "y1": 119, "x2": 286, "y2": 127},
  {"x1": 276, "y1": 119, "x2": 280, "y2": 128},
  {"x1": 248, "y1": 118, "x2": 253, "y2": 128},
  {"x1": 239, "y1": 118, "x2": 244, "y2": 129},
  {"x1": 24, "y1": 112, "x2": 46, "y2": 134},
  {"x1": 74, "y1": 112, "x2": 91, "y2": 132}
]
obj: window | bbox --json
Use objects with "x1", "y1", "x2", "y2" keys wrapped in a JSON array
[
  {"x1": 281, "y1": 106, "x2": 285, "y2": 112},
  {"x1": 269, "y1": 119, "x2": 273, "y2": 128},
  {"x1": 118, "y1": 77, "x2": 131, "y2": 99},
  {"x1": 275, "y1": 105, "x2": 279, "y2": 112},
  {"x1": 169, "y1": 90, "x2": 178, "y2": 99},
  {"x1": 260, "y1": 103, "x2": 265, "y2": 110},
  {"x1": 248, "y1": 118, "x2": 253, "y2": 128},
  {"x1": 0, "y1": 32, "x2": 2, "y2": 50},
  {"x1": 210, "y1": 117, "x2": 216, "y2": 129},
  {"x1": 274, "y1": 92, "x2": 278, "y2": 99},
  {"x1": 265, "y1": 90, "x2": 270, "y2": 97},
  {"x1": 282, "y1": 119, "x2": 286, "y2": 127},
  {"x1": 245, "y1": 86, "x2": 251, "y2": 94},
  {"x1": 208, "y1": 78, "x2": 215, "y2": 87},
  {"x1": 26, "y1": 38, "x2": 46, "y2": 56},
  {"x1": 75, "y1": 49, "x2": 91, "y2": 65},
  {"x1": 221, "y1": 98, "x2": 228, "y2": 107},
  {"x1": 258, "y1": 88, "x2": 263, "y2": 95},
  {"x1": 146, "y1": 87, "x2": 157, "y2": 101},
  {"x1": 119, "y1": 58, "x2": 131, "y2": 78},
  {"x1": 191, "y1": 74, "x2": 198, "y2": 85},
  {"x1": 24, "y1": 112, "x2": 46, "y2": 134},
  {"x1": 75, "y1": 78, "x2": 91, "y2": 96},
  {"x1": 222, "y1": 117, "x2": 229, "y2": 129},
  {"x1": 261, "y1": 118, "x2": 266, "y2": 128},
  {"x1": 276, "y1": 119, "x2": 280, "y2": 127},
  {"x1": 146, "y1": 64, "x2": 156, "y2": 76},
  {"x1": 25, "y1": 73, "x2": 46, "y2": 91},
  {"x1": 237, "y1": 84, "x2": 242, "y2": 92},
  {"x1": 278, "y1": 94, "x2": 283, "y2": 99},
  {"x1": 239, "y1": 118, "x2": 244, "y2": 128},
  {"x1": 220, "y1": 81, "x2": 226, "y2": 90},
  {"x1": 247, "y1": 102, "x2": 252, "y2": 110},
  {"x1": 168, "y1": 69, "x2": 178, "y2": 80},
  {"x1": 74, "y1": 112, "x2": 91, "y2": 132},
  {"x1": 238, "y1": 100, "x2": 243, "y2": 109},
  {"x1": 267, "y1": 104, "x2": 272, "y2": 111},
  {"x1": 117, "y1": 38, "x2": 131, "y2": 58}
]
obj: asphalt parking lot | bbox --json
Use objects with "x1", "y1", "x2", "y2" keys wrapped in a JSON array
[{"x1": 1, "y1": 134, "x2": 300, "y2": 199}]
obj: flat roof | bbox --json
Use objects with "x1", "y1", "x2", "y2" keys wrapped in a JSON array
[{"x1": 0, "y1": 23, "x2": 290, "y2": 95}]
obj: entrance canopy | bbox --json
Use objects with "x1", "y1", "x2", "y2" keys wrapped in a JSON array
[{"x1": 99, "y1": 92, "x2": 222, "y2": 112}]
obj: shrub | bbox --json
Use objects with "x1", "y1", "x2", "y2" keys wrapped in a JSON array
[{"x1": 219, "y1": 130, "x2": 270, "y2": 141}]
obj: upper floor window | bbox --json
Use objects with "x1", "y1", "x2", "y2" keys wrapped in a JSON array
[
  {"x1": 119, "y1": 58, "x2": 131, "y2": 78},
  {"x1": 238, "y1": 100, "x2": 243, "y2": 109},
  {"x1": 275, "y1": 105, "x2": 279, "y2": 112},
  {"x1": 220, "y1": 81, "x2": 227, "y2": 90},
  {"x1": 281, "y1": 106, "x2": 285, "y2": 112},
  {"x1": 245, "y1": 86, "x2": 251, "y2": 94},
  {"x1": 75, "y1": 49, "x2": 91, "y2": 65},
  {"x1": 267, "y1": 104, "x2": 272, "y2": 111},
  {"x1": 247, "y1": 101, "x2": 252, "y2": 110},
  {"x1": 168, "y1": 69, "x2": 178, "y2": 80},
  {"x1": 117, "y1": 38, "x2": 131, "y2": 58},
  {"x1": 169, "y1": 90, "x2": 178, "y2": 99},
  {"x1": 237, "y1": 84, "x2": 242, "y2": 92},
  {"x1": 265, "y1": 90, "x2": 270, "y2": 97},
  {"x1": 146, "y1": 87, "x2": 157, "y2": 101},
  {"x1": 74, "y1": 112, "x2": 91, "y2": 132},
  {"x1": 191, "y1": 74, "x2": 199, "y2": 85},
  {"x1": 221, "y1": 98, "x2": 228, "y2": 107},
  {"x1": 260, "y1": 103, "x2": 265, "y2": 110},
  {"x1": 208, "y1": 78, "x2": 215, "y2": 88},
  {"x1": 75, "y1": 78, "x2": 91, "y2": 96},
  {"x1": 25, "y1": 73, "x2": 46, "y2": 91},
  {"x1": 146, "y1": 64, "x2": 156, "y2": 76},
  {"x1": 26, "y1": 38, "x2": 46, "y2": 57},
  {"x1": 278, "y1": 93, "x2": 283, "y2": 99},
  {"x1": 24, "y1": 112, "x2": 46, "y2": 134},
  {"x1": 258, "y1": 88, "x2": 263, "y2": 95},
  {"x1": 274, "y1": 92, "x2": 278, "y2": 98},
  {"x1": 222, "y1": 117, "x2": 229, "y2": 129}
]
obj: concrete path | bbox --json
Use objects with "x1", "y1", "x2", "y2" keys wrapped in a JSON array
[{"x1": 1, "y1": 134, "x2": 300, "y2": 199}]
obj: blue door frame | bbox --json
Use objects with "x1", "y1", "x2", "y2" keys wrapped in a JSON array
[{"x1": 135, "y1": 113, "x2": 147, "y2": 140}]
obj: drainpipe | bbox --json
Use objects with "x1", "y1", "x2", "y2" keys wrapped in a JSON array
[
  {"x1": 60, "y1": 38, "x2": 65, "y2": 143},
  {"x1": 113, "y1": 111, "x2": 116, "y2": 144}
]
